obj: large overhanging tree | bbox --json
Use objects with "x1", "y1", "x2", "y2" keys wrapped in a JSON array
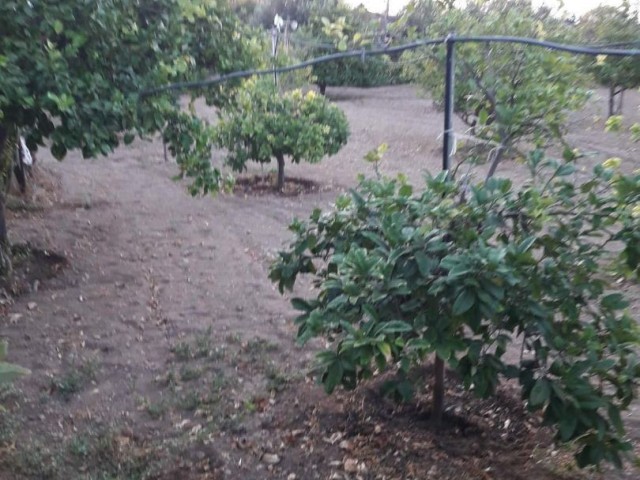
[{"x1": 0, "y1": 0, "x2": 259, "y2": 276}]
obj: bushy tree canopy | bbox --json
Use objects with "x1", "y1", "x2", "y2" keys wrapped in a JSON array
[
  {"x1": 0, "y1": 0, "x2": 260, "y2": 275},
  {"x1": 0, "y1": 0, "x2": 258, "y2": 159},
  {"x1": 399, "y1": 0, "x2": 589, "y2": 174},
  {"x1": 578, "y1": 3, "x2": 640, "y2": 116},
  {"x1": 215, "y1": 80, "x2": 349, "y2": 190},
  {"x1": 271, "y1": 152, "x2": 640, "y2": 468}
]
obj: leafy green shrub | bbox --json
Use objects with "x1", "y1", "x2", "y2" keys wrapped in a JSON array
[
  {"x1": 271, "y1": 152, "x2": 640, "y2": 468},
  {"x1": 162, "y1": 111, "x2": 236, "y2": 196},
  {"x1": 295, "y1": 10, "x2": 405, "y2": 93},
  {"x1": 313, "y1": 56, "x2": 407, "y2": 94},
  {"x1": 215, "y1": 80, "x2": 349, "y2": 190}
]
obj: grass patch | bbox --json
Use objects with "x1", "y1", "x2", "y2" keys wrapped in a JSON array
[
  {"x1": 0, "y1": 411, "x2": 16, "y2": 446},
  {"x1": 146, "y1": 399, "x2": 169, "y2": 420},
  {"x1": 179, "y1": 365, "x2": 202, "y2": 382},
  {"x1": 171, "y1": 327, "x2": 221, "y2": 361},
  {"x1": 170, "y1": 341, "x2": 192, "y2": 361},
  {"x1": 193, "y1": 327, "x2": 213, "y2": 359},
  {"x1": 49, "y1": 359, "x2": 98, "y2": 401},
  {"x1": 243, "y1": 338, "x2": 279, "y2": 356},
  {"x1": 265, "y1": 364, "x2": 290, "y2": 393},
  {"x1": 1, "y1": 440, "x2": 58, "y2": 479},
  {"x1": 176, "y1": 391, "x2": 201, "y2": 412},
  {"x1": 68, "y1": 435, "x2": 91, "y2": 459}
]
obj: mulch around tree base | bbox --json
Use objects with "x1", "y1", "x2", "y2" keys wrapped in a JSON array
[
  {"x1": 251, "y1": 369, "x2": 584, "y2": 480},
  {"x1": 1, "y1": 244, "x2": 68, "y2": 297},
  {"x1": 233, "y1": 174, "x2": 324, "y2": 197}
]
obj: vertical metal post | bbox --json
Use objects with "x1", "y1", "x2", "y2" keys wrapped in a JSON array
[{"x1": 443, "y1": 34, "x2": 456, "y2": 172}]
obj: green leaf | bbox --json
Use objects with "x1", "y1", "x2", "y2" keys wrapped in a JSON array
[
  {"x1": 607, "y1": 404, "x2": 624, "y2": 435},
  {"x1": 559, "y1": 413, "x2": 577, "y2": 441},
  {"x1": 529, "y1": 378, "x2": 550, "y2": 407},
  {"x1": 556, "y1": 163, "x2": 575, "y2": 177},
  {"x1": 415, "y1": 251, "x2": 437, "y2": 277},
  {"x1": 377, "y1": 342, "x2": 392, "y2": 358},
  {"x1": 601, "y1": 293, "x2": 629, "y2": 310},
  {"x1": 291, "y1": 297, "x2": 313, "y2": 312},
  {"x1": 452, "y1": 289, "x2": 475, "y2": 316},
  {"x1": 360, "y1": 231, "x2": 387, "y2": 250},
  {"x1": 576, "y1": 444, "x2": 593, "y2": 468},
  {"x1": 377, "y1": 321, "x2": 413, "y2": 334},
  {"x1": 0, "y1": 362, "x2": 30, "y2": 384},
  {"x1": 518, "y1": 236, "x2": 537, "y2": 254},
  {"x1": 323, "y1": 360, "x2": 344, "y2": 394}
]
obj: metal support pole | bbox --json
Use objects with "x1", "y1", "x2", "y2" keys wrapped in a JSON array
[{"x1": 443, "y1": 34, "x2": 456, "y2": 172}]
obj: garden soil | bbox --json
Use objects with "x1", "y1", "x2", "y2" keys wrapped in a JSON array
[{"x1": 1, "y1": 85, "x2": 639, "y2": 480}]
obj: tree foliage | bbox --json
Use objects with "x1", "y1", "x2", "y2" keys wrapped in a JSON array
[
  {"x1": 578, "y1": 2, "x2": 640, "y2": 116},
  {"x1": 296, "y1": 6, "x2": 404, "y2": 93},
  {"x1": 271, "y1": 151, "x2": 640, "y2": 468},
  {"x1": 312, "y1": 56, "x2": 405, "y2": 93},
  {"x1": 232, "y1": 0, "x2": 319, "y2": 28},
  {"x1": 0, "y1": 0, "x2": 258, "y2": 159},
  {"x1": 399, "y1": 0, "x2": 589, "y2": 174},
  {"x1": 215, "y1": 80, "x2": 349, "y2": 190},
  {"x1": 0, "y1": 0, "x2": 260, "y2": 275}
]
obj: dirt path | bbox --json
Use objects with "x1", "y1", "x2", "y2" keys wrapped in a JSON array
[{"x1": 1, "y1": 85, "x2": 639, "y2": 479}]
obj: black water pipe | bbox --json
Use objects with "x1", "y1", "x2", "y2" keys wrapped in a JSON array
[{"x1": 443, "y1": 34, "x2": 456, "y2": 172}]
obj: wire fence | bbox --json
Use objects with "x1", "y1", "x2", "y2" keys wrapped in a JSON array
[{"x1": 141, "y1": 35, "x2": 640, "y2": 173}]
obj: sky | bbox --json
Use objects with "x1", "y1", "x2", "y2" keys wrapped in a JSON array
[{"x1": 342, "y1": 0, "x2": 634, "y2": 16}]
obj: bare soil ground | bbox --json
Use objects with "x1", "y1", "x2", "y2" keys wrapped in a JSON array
[{"x1": 0, "y1": 85, "x2": 639, "y2": 480}]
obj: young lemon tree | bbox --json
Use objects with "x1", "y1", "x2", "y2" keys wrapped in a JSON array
[
  {"x1": 399, "y1": 0, "x2": 589, "y2": 175},
  {"x1": 215, "y1": 80, "x2": 349, "y2": 190},
  {"x1": 271, "y1": 152, "x2": 640, "y2": 468}
]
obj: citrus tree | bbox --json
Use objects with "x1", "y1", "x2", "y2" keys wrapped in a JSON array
[
  {"x1": 0, "y1": 0, "x2": 259, "y2": 276},
  {"x1": 293, "y1": 4, "x2": 403, "y2": 94},
  {"x1": 578, "y1": 3, "x2": 640, "y2": 117},
  {"x1": 400, "y1": 0, "x2": 589, "y2": 176},
  {"x1": 271, "y1": 151, "x2": 640, "y2": 468},
  {"x1": 215, "y1": 80, "x2": 349, "y2": 190}
]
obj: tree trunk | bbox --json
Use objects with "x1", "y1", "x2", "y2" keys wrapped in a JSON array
[
  {"x1": 484, "y1": 123, "x2": 509, "y2": 180},
  {"x1": 0, "y1": 124, "x2": 13, "y2": 278},
  {"x1": 275, "y1": 152, "x2": 285, "y2": 191},
  {"x1": 432, "y1": 354, "x2": 445, "y2": 426},
  {"x1": 616, "y1": 88, "x2": 624, "y2": 115},
  {"x1": 486, "y1": 144, "x2": 505, "y2": 180},
  {"x1": 608, "y1": 86, "x2": 625, "y2": 117},
  {"x1": 318, "y1": 83, "x2": 327, "y2": 96},
  {"x1": 608, "y1": 85, "x2": 615, "y2": 118}
]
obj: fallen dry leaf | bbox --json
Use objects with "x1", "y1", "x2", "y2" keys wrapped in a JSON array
[{"x1": 261, "y1": 453, "x2": 281, "y2": 465}]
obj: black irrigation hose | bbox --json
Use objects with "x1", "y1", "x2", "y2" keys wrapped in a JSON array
[
  {"x1": 140, "y1": 38, "x2": 444, "y2": 97},
  {"x1": 455, "y1": 35, "x2": 640, "y2": 56},
  {"x1": 590, "y1": 40, "x2": 640, "y2": 49},
  {"x1": 139, "y1": 35, "x2": 640, "y2": 97}
]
